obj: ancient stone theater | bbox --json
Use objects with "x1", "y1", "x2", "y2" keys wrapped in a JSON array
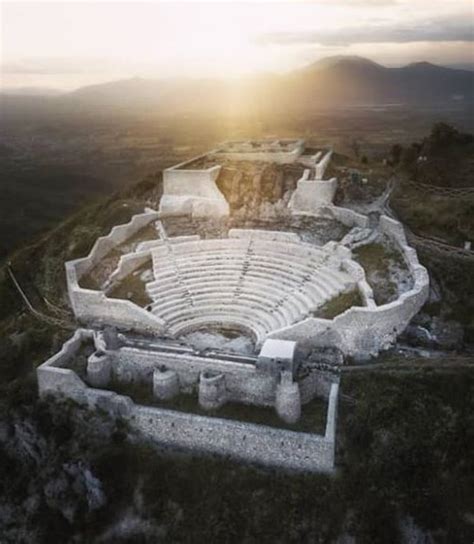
[{"x1": 37, "y1": 139, "x2": 429, "y2": 472}]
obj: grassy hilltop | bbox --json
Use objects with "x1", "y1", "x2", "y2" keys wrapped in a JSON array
[{"x1": 0, "y1": 125, "x2": 473, "y2": 543}]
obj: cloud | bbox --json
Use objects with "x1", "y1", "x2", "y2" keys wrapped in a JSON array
[
  {"x1": 304, "y1": 0, "x2": 397, "y2": 3},
  {"x1": 258, "y1": 13, "x2": 474, "y2": 46}
]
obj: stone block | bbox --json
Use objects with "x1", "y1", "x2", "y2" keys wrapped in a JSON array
[
  {"x1": 87, "y1": 352, "x2": 111, "y2": 388},
  {"x1": 257, "y1": 339, "x2": 297, "y2": 376},
  {"x1": 198, "y1": 371, "x2": 227, "y2": 410},
  {"x1": 153, "y1": 367, "x2": 180, "y2": 400},
  {"x1": 275, "y1": 372, "x2": 301, "y2": 424}
]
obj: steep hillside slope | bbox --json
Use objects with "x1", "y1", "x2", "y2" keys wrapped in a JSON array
[
  {"x1": 390, "y1": 124, "x2": 474, "y2": 339},
  {"x1": 0, "y1": 134, "x2": 473, "y2": 542}
]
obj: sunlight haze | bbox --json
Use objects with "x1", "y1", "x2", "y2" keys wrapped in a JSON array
[{"x1": 1, "y1": 0, "x2": 473, "y2": 91}]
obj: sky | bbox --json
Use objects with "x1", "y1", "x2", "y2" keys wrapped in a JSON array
[{"x1": 1, "y1": 0, "x2": 473, "y2": 91}]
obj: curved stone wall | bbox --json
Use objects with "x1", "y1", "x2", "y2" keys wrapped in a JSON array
[
  {"x1": 267, "y1": 207, "x2": 430, "y2": 359},
  {"x1": 65, "y1": 140, "x2": 429, "y2": 360},
  {"x1": 65, "y1": 207, "x2": 427, "y2": 359},
  {"x1": 66, "y1": 210, "x2": 166, "y2": 334}
]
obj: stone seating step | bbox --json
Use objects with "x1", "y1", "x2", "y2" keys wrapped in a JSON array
[
  {"x1": 165, "y1": 309, "x2": 278, "y2": 337},
  {"x1": 239, "y1": 279, "x2": 313, "y2": 314},
  {"x1": 170, "y1": 242, "x2": 325, "y2": 268},
  {"x1": 315, "y1": 267, "x2": 353, "y2": 292},
  {"x1": 245, "y1": 259, "x2": 322, "y2": 280},
  {"x1": 244, "y1": 266, "x2": 326, "y2": 294},
  {"x1": 242, "y1": 265, "x2": 311, "y2": 286},
  {"x1": 251, "y1": 249, "x2": 327, "y2": 268},
  {"x1": 148, "y1": 277, "x2": 241, "y2": 296},
  {"x1": 145, "y1": 237, "x2": 359, "y2": 339},
  {"x1": 148, "y1": 274, "x2": 320, "y2": 317},
  {"x1": 164, "y1": 304, "x2": 282, "y2": 333},
  {"x1": 179, "y1": 266, "x2": 305, "y2": 287},
  {"x1": 220, "y1": 287, "x2": 305, "y2": 319},
  {"x1": 148, "y1": 267, "x2": 350, "y2": 302},
  {"x1": 151, "y1": 299, "x2": 190, "y2": 314},
  {"x1": 249, "y1": 245, "x2": 326, "y2": 264},
  {"x1": 164, "y1": 260, "x2": 315, "y2": 288},
  {"x1": 178, "y1": 268, "x2": 243, "y2": 279},
  {"x1": 162, "y1": 292, "x2": 289, "y2": 326},
  {"x1": 146, "y1": 282, "x2": 187, "y2": 298},
  {"x1": 173, "y1": 258, "x2": 246, "y2": 270},
  {"x1": 162, "y1": 301, "x2": 289, "y2": 331},
  {"x1": 251, "y1": 239, "x2": 323, "y2": 253},
  {"x1": 151, "y1": 249, "x2": 333, "y2": 286},
  {"x1": 152, "y1": 296, "x2": 300, "y2": 327},
  {"x1": 168, "y1": 314, "x2": 266, "y2": 343},
  {"x1": 173, "y1": 250, "x2": 246, "y2": 261},
  {"x1": 171, "y1": 240, "x2": 249, "y2": 255}
]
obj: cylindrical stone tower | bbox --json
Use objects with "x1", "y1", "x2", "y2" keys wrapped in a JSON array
[
  {"x1": 87, "y1": 351, "x2": 111, "y2": 388},
  {"x1": 275, "y1": 371, "x2": 301, "y2": 424},
  {"x1": 198, "y1": 371, "x2": 226, "y2": 410},
  {"x1": 153, "y1": 367, "x2": 179, "y2": 401}
]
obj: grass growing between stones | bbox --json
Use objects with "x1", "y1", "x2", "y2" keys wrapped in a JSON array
[
  {"x1": 313, "y1": 289, "x2": 363, "y2": 319},
  {"x1": 116, "y1": 223, "x2": 158, "y2": 251},
  {"x1": 78, "y1": 248, "x2": 122, "y2": 290},
  {"x1": 354, "y1": 241, "x2": 407, "y2": 304},
  {"x1": 107, "y1": 261, "x2": 153, "y2": 307},
  {"x1": 78, "y1": 223, "x2": 158, "y2": 292}
]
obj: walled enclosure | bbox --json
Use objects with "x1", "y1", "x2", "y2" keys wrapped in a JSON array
[
  {"x1": 37, "y1": 329, "x2": 339, "y2": 473},
  {"x1": 42, "y1": 137, "x2": 431, "y2": 472},
  {"x1": 65, "y1": 138, "x2": 429, "y2": 359}
]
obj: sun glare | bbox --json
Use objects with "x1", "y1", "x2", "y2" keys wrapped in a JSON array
[{"x1": 2, "y1": 1, "x2": 473, "y2": 89}]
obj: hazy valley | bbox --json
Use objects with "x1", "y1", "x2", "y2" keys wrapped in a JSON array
[{"x1": 1, "y1": 56, "x2": 473, "y2": 258}]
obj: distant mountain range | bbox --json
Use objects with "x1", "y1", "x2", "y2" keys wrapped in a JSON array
[
  {"x1": 0, "y1": 86, "x2": 63, "y2": 97},
  {"x1": 2, "y1": 56, "x2": 473, "y2": 115}
]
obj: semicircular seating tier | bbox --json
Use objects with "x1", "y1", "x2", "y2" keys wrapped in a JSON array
[{"x1": 145, "y1": 237, "x2": 357, "y2": 344}]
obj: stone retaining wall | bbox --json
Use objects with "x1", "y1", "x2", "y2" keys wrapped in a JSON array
[
  {"x1": 112, "y1": 347, "x2": 330, "y2": 407},
  {"x1": 37, "y1": 331, "x2": 339, "y2": 473},
  {"x1": 326, "y1": 206, "x2": 370, "y2": 228},
  {"x1": 315, "y1": 150, "x2": 333, "y2": 180},
  {"x1": 133, "y1": 395, "x2": 336, "y2": 472},
  {"x1": 114, "y1": 347, "x2": 277, "y2": 406},
  {"x1": 213, "y1": 139, "x2": 305, "y2": 164},
  {"x1": 161, "y1": 158, "x2": 229, "y2": 217},
  {"x1": 289, "y1": 178, "x2": 338, "y2": 213},
  {"x1": 228, "y1": 228, "x2": 300, "y2": 243},
  {"x1": 37, "y1": 329, "x2": 93, "y2": 396}
]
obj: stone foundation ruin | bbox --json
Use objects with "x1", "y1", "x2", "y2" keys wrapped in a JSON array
[{"x1": 37, "y1": 138, "x2": 429, "y2": 472}]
